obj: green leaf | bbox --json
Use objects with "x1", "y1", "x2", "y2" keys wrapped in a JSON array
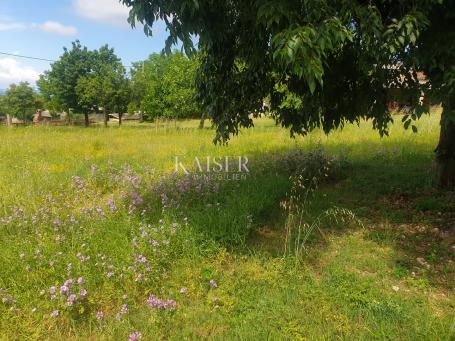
[
  {"x1": 404, "y1": 120, "x2": 411, "y2": 130},
  {"x1": 308, "y1": 77, "x2": 316, "y2": 94}
]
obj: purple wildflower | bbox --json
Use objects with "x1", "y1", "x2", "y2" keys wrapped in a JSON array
[
  {"x1": 60, "y1": 285, "x2": 69, "y2": 294},
  {"x1": 209, "y1": 279, "x2": 218, "y2": 289},
  {"x1": 79, "y1": 289, "x2": 87, "y2": 298},
  {"x1": 72, "y1": 176, "x2": 86, "y2": 189},
  {"x1": 130, "y1": 191, "x2": 144, "y2": 206},
  {"x1": 107, "y1": 198, "x2": 117, "y2": 212},
  {"x1": 50, "y1": 310, "x2": 59, "y2": 317},
  {"x1": 67, "y1": 294, "x2": 77, "y2": 306},
  {"x1": 128, "y1": 331, "x2": 142, "y2": 341},
  {"x1": 96, "y1": 311, "x2": 104, "y2": 320},
  {"x1": 120, "y1": 304, "x2": 128, "y2": 314},
  {"x1": 146, "y1": 295, "x2": 176, "y2": 311}
]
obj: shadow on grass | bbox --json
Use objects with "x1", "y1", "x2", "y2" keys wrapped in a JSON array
[
  {"x1": 246, "y1": 143, "x2": 454, "y2": 291},
  {"x1": 137, "y1": 140, "x2": 454, "y2": 289}
]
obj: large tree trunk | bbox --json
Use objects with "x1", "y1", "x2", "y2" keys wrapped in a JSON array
[
  {"x1": 435, "y1": 100, "x2": 455, "y2": 189},
  {"x1": 104, "y1": 112, "x2": 108, "y2": 127},
  {"x1": 84, "y1": 113, "x2": 89, "y2": 127},
  {"x1": 6, "y1": 114, "x2": 12, "y2": 127},
  {"x1": 119, "y1": 113, "x2": 122, "y2": 126}
]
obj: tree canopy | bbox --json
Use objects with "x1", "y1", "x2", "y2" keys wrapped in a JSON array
[
  {"x1": 37, "y1": 41, "x2": 197, "y2": 126},
  {"x1": 76, "y1": 45, "x2": 130, "y2": 124},
  {"x1": 3, "y1": 82, "x2": 40, "y2": 121},
  {"x1": 130, "y1": 51, "x2": 200, "y2": 121},
  {"x1": 38, "y1": 41, "x2": 130, "y2": 126},
  {"x1": 122, "y1": 0, "x2": 455, "y2": 187},
  {"x1": 0, "y1": 95, "x2": 6, "y2": 116},
  {"x1": 38, "y1": 41, "x2": 94, "y2": 116}
]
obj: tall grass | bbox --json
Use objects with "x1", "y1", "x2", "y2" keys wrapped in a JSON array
[{"x1": 0, "y1": 114, "x2": 453, "y2": 340}]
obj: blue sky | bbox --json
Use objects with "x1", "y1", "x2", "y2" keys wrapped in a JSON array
[{"x1": 0, "y1": 0, "x2": 169, "y2": 89}]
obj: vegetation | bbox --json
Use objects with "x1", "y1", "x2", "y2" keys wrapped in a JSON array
[
  {"x1": 33, "y1": 43, "x2": 200, "y2": 127},
  {"x1": 38, "y1": 41, "x2": 130, "y2": 127},
  {"x1": 2, "y1": 82, "x2": 41, "y2": 122},
  {"x1": 1, "y1": 2, "x2": 454, "y2": 339},
  {"x1": 123, "y1": 0, "x2": 455, "y2": 188},
  {"x1": 76, "y1": 46, "x2": 130, "y2": 126},
  {"x1": 0, "y1": 115, "x2": 453, "y2": 339},
  {"x1": 130, "y1": 51, "x2": 201, "y2": 121},
  {"x1": 38, "y1": 41, "x2": 96, "y2": 126}
]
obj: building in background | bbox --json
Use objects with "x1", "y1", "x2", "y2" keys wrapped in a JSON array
[{"x1": 33, "y1": 110, "x2": 53, "y2": 124}]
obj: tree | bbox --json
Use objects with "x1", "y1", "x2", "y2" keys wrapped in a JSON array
[
  {"x1": 0, "y1": 95, "x2": 5, "y2": 115},
  {"x1": 0, "y1": 95, "x2": 9, "y2": 126},
  {"x1": 76, "y1": 45, "x2": 130, "y2": 127},
  {"x1": 122, "y1": 0, "x2": 455, "y2": 188},
  {"x1": 38, "y1": 41, "x2": 95, "y2": 126},
  {"x1": 3, "y1": 82, "x2": 38, "y2": 123},
  {"x1": 130, "y1": 51, "x2": 200, "y2": 122}
]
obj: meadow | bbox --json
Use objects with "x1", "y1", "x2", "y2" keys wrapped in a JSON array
[{"x1": 0, "y1": 114, "x2": 454, "y2": 340}]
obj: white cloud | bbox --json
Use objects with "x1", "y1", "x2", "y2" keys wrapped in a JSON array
[
  {"x1": 0, "y1": 58, "x2": 40, "y2": 88},
  {"x1": 33, "y1": 21, "x2": 78, "y2": 36},
  {"x1": 0, "y1": 22, "x2": 26, "y2": 31},
  {"x1": 74, "y1": 0, "x2": 130, "y2": 26}
]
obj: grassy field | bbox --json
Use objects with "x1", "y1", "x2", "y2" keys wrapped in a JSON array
[{"x1": 0, "y1": 114, "x2": 454, "y2": 340}]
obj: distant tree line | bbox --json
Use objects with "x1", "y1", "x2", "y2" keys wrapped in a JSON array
[{"x1": 0, "y1": 41, "x2": 202, "y2": 126}]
